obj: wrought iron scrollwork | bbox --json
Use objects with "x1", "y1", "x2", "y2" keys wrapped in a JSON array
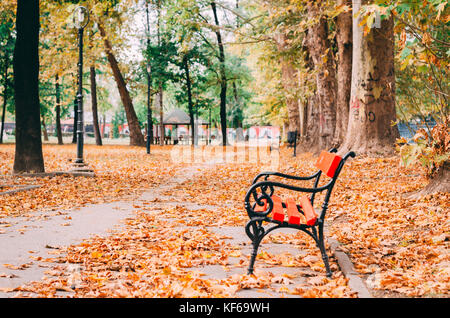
[{"x1": 245, "y1": 183, "x2": 274, "y2": 219}]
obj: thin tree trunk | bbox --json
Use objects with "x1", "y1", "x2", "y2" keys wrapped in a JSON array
[
  {"x1": 97, "y1": 22, "x2": 145, "y2": 147},
  {"x1": 13, "y1": 0, "x2": 45, "y2": 173},
  {"x1": 340, "y1": 0, "x2": 399, "y2": 155},
  {"x1": 183, "y1": 55, "x2": 195, "y2": 146},
  {"x1": 211, "y1": 1, "x2": 228, "y2": 146},
  {"x1": 304, "y1": 2, "x2": 337, "y2": 151},
  {"x1": 159, "y1": 85, "x2": 164, "y2": 145},
  {"x1": 55, "y1": 74, "x2": 63, "y2": 145},
  {"x1": 101, "y1": 114, "x2": 106, "y2": 138},
  {"x1": 156, "y1": 0, "x2": 164, "y2": 146},
  {"x1": 147, "y1": 68, "x2": 153, "y2": 145},
  {"x1": 145, "y1": 1, "x2": 153, "y2": 147},
  {"x1": 333, "y1": 0, "x2": 352, "y2": 147},
  {"x1": 41, "y1": 115, "x2": 49, "y2": 141},
  {"x1": 90, "y1": 66, "x2": 102, "y2": 146},
  {"x1": 0, "y1": 56, "x2": 8, "y2": 144}
]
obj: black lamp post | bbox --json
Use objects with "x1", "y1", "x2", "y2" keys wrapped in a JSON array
[{"x1": 72, "y1": 6, "x2": 92, "y2": 171}]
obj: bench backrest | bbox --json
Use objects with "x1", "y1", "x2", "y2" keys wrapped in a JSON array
[
  {"x1": 310, "y1": 149, "x2": 354, "y2": 210},
  {"x1": 315, "y1": 151, "x2": 342, "y2": 178}
]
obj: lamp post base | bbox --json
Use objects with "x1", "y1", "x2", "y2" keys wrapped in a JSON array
[{"x1": 70, "y1": 161, "x2": 94, "y2": 173}]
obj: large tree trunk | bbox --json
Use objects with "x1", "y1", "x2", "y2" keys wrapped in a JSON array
[
  {"x1": 340, "y1": 0, "x2": 399, "y2": 155},
  {"x1": 98, "y1": 23, "x2": 145, "y2": 147},
  {"x1": 13, "y1": 0, "x2": 45, "y2": 173},
  {"x1": 333, "y1": 0, "x2": 352, "y2": 147},
  {"x1": 275, "y1": 34, "x2": 300, "y2": 134},
  {"x1": 90, "y1": 66, "x2": 102, "y2": 146},
  {"x1": 55, "y1": 74, "x2": 63, "y2": 145},
  {"x1": 211, "y1": 1, "x2": 228, "y2": 146},
  {"x1": 304, "y1": 3, "x2": 337, "y2": 151},
  {"x1": 299, "y1": 94, "x2": 320, "y2": 152},
  {"x1": 409, "y1": 162, "x2": 450, "y2": 198}
]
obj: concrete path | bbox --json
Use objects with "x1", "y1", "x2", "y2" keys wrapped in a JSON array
[{"x1": 0, "y1": 200, "x2": 133, "y2": 296}]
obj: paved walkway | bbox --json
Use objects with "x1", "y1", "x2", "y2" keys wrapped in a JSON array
[{"x1": 0, "y1": 163, "x2": 371, "y2": 298}]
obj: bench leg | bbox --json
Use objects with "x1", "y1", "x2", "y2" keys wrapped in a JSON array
[
  {"x1": 245, "y1": 220, "x2": 265, "y2": 275},
  {"x1": 248, "y1": 238, "x2": 261, "y2": 275},
  {"x1": 317, "y1": 226, "x2": 332, "y2": 278}
]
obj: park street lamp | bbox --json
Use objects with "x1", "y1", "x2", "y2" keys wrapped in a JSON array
[{"x1": 71, "y1": 6, "x2": 92, "y2": 172}]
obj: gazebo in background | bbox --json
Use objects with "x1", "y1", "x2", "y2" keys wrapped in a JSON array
[{"x1": 155, "y1": 108, "x2": 210, "y2": 145}]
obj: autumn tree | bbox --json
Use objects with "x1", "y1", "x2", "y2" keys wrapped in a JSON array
[
  {"x1": 339, "y1": 0, "x2": 399, "y2": 156},
  {"x1": 392, "y1": 0, "x2": 449, "y2": 194},
  {"x1": 333, "y1": 0, "x2": 352, "y2": 147},
  {"x1": 13, "y1": 0, "x2": 45, "y2": 173},
  {"x1": 303, "y1": 1, "x2": 337, "y2": 151},
  {"x1": 97, "y1": 19, "x2": 145, "y2": 147}
]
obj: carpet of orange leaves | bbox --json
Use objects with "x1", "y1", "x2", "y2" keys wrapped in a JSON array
[
  {"x1": 0, "y1": 144, "x2": 448, "y2": 298},
  {"x1": 0, "y1": 144, "x2": 180, "y2": 218}
]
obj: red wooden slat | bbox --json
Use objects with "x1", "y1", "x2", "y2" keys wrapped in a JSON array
[
  {"x1": 299, "y1": 196, "x2": 318, "y2": 226},
  {"x1": 286, "y1": 198, "x2": 302, "y2": 225},
  {"x1": 271, "y1": 195, "x2": 285, "y2": 222}
]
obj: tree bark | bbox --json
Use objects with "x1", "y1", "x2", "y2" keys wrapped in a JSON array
[
  {"x1": 304, "y1": 2, "x2": 337, "y2": 151},
  {"x1": 55, "y1": 74, "x2": 63, "y2": 145},
  {"x1": 211, "y1": 1, "x2": 228, "y2": 146},
  {"x1": 90, "y1": 66, "x2": 102, "y2": 146},
  {"x1": 340, "y1": 0, "x2": 399, "y2": 155},
  {"x1": 13, "y1": 0, "x2": 45, "y2": 173},
  {"x1": 333, "y1": 0, "x2": 352, "y2": 147},
  {"x1": 97, "y1": 23, "x2": 145, "y2": 147}
]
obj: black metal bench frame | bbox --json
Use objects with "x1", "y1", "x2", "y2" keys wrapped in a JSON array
[{"x1": 244, "y1": 148, "x2": 355, "y2": 277}]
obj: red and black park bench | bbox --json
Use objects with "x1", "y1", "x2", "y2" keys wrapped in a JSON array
[{"x1": 244, "y1": 148, "x2": 355, "y2": 277}]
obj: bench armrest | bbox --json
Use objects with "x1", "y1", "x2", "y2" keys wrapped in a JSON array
[{"x1": 252, "y1": 171, "x2": 320, "y2": 184}]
